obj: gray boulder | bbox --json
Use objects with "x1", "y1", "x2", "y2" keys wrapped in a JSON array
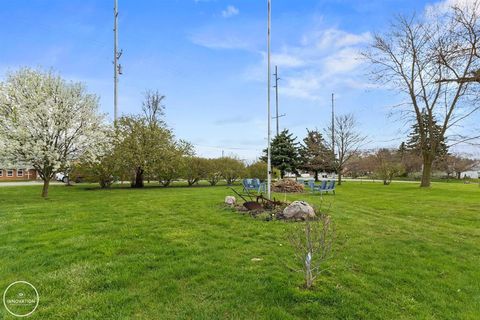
[{"x1": 281, "y1": 201, "x2": 316, "y2": 220}]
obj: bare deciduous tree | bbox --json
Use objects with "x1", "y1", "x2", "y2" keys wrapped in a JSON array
[
  {"x1": 326, "y1": 114, "x2": 366, "y2": 185},
  {"x1": 142, "y1": 90, "x2": 166, "y2": 127},
  {"x1": 288, "y1": 214, "x2": 335, "y2": 289},
  {"x1": 374, "y1": 148, "x2": 405, "y2": 185},
  {"x1": 363, "y1": 2, "x2": 480, "y2": 187}
]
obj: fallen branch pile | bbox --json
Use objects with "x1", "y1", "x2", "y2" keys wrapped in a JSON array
[{"x1": 272, "y1": 179, "x2": 304, "y2": 193}]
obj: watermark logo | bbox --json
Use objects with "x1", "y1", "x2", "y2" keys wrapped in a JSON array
[{"x1": 3, "y1": 281, "x2": 39, "y2": 317}]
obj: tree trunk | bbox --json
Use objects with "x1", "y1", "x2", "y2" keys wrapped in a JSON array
[
  {"x1": 160, "y1": 180, "x2": 171, "y2": 187},
  {"x1": 131, "y1": 167, "x2": 144, "y2": 188},
  {"x1": 42, "y1": 179, "x2": 50, "y2": 198},
  {"x1": 337, "y1": 169, "x2": 342, "y2": 186},
  {"x1": 65, "y1": 175, "x2": 73, "y2": 186},
  {"x1": 314, "y1": 171, "x2": 319, "y2": 182},
  {"x1": 420, "y1": 155, "x2": 433, "y2": 187}
]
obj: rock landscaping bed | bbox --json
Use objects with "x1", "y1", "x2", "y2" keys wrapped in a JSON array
[{"x1": 224, "y1": 195, "x2": 317, "y2": 221}]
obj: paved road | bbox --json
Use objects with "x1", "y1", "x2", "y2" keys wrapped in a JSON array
[
  {"x1": 342, "y1": 178, "x2": 419, "y2": 184},
  {"x1": 0, "y1": 181, "x2": 63, "y2": 187},
  {"x1": 0, "y1": 179, "x2": 415, "y2": 187}
]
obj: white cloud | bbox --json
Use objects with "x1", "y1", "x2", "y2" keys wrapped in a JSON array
[
  {"x1": 243, "y1": 27, "x2": 372, "y2": 100},
  {"x1": 190, "y1": 32, "x2": 250, "y2": 50},
  {"x1": 283, "y1": 29, "x2": 372, "y2": 100},
  {"x1": 282, "y1": 73, "x2": 321, "y2": 100},
  {"x1": 189, "y1": 21, "x2": 262, "y2": 51},
  {"x1": 271, "y1": 53, "x2": 305, "y2": 68},
  {"x1": 425, "y1": 0, "x2": 477, "y2": 14},
  {"x1": 323, "y1": 47, "x2": 363, "y2": 75},
  {"x1": 301, "y1": 28, "x2": 371, "y2": 50},
  {"x1": 190, "y1": 14, "x2": 372, "y2": 100},
  {"x1": 222, "y1": 5, "x2": 239, "y2": 18}
]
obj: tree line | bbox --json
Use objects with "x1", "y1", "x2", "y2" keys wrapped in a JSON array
[
  {"x1": 262, "y1": 112, "x2": 477, "y2": 185},
  {"x1": 72, "y1": 91, "x2": 272, "y2": 189},
  {"x1": 262, "y1": 113, "x2": 366, "y2": 185},
  {"x1": 346, "y1": 148, "x2": 477, "y2": 185},
  {"x1": 0, "y1": 69, "x2": 261, "y2": 196}
]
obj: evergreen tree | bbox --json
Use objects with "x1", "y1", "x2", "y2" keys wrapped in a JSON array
[
  {"x1": 397, "y1": 142, "x2": 407, "y2": 161},
  {"x1": 299, "y1": 129, "x2": 333, "y2": 181},
  {"x1": 406, "y1": 113, "x2": 448, "y2": 158},
  {"x1": 262, "y1": 129, "x2": 300, "y2": 179}
]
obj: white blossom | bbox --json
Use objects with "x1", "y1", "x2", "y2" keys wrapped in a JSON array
[{"x1": 0, "y1": 68, "x2": 107, "y2": 196}]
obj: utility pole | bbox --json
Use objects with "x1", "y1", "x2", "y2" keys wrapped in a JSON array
[
  {"x1": 272, "y1": 65, "x2": 285, "y2": 136},
  {"x1": 267, "y1": 0, "x2": 272, "y2": 199},
  {"x1": 113, "y1": 0, "x2": 122, "y2": 123}
]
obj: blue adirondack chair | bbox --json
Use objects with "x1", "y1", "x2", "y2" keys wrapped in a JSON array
[
  {"x1": 243, "y1": 178, "x2": 266, "y2": 193},
  {"x1": 308, "y1": 180, "x2": 325, "y2": 192},
  {"x1": 309, "y1": 180, "x2": 335, "y2": 195},
  {"x1": 251, "y1": 178, "x2": 264, "y2": 193},
  {"x1": 299, "y1": 178, "x2": 313, "y2": 187},
  {"x1": 324, "y1": 180, "x2": 336, "y2": 194},
  {"x1": 242, "y1": 179, "x2": 252, "y2": 192}
]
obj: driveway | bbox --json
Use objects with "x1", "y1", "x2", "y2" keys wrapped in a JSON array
[{"x1": 0, "y1": 181, "x2": 63, "y2": 187}]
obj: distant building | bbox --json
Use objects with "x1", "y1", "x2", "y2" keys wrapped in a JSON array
[
  {"x1": 297, "y1": 171, "x2": 336, "y2": 179},
  {"x1": 462, "y1": 167, "x2": 480, "y2": 179},
  {"x1": 0, "y1": 164, "x2": 37, "y2": 181}
]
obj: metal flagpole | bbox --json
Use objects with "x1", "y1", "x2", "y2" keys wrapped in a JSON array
[
  {"x1": 267, "y1": 0, "x2": 272, "y2": 199},
  {"x1": 114, "y1": 0, "x2": 118, "y2": 122},
  {"x1": 331, "y1": 93, "x2": 335, "y2": 159}
]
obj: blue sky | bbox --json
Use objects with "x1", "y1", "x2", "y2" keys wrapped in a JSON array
[{"x1": 0, "y1": 0, "x2": 478, "y2": 160}]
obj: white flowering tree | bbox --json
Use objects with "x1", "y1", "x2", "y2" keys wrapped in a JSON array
[{"x1": 0, "y1": 68, "x2": 105, "y2": 197}]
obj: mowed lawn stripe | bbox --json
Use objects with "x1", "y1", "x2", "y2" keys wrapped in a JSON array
[{"x1": 0, "y1": 182, "x2": 479, "y2": 319}]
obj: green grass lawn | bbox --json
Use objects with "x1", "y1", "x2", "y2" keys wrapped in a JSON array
[{"x1": 0, "y1": 181, "x2": 479, "y2": 319}]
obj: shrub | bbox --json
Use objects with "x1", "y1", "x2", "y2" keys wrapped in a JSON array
[
  {"x1": 154, "y1": 148, "x2": 188, "y2": 187},
  {"x1": 156, "y1": 158, "x2": 183, "y2": 187},
  {"x1": 373, "y1": 149, "x2": 405, "y2": 185},
  {"x1": 205, "y1": 158, "x2": 223, "y2": 186},
  {"x1": 288, "y1": 214, "x2": 335, "y2": 289},
  {"x1": 246, "y1": 161, "x2": 268, "y2": 181},
  {"x1": 218, "y1": 157, "x2": 246, "y2": 185},
  {"x1": 182, "y1": 157, "x2": 209, "y2": 186},
  {"x1": 71, "y1": 154, "x2": 118, "y2": 188}
]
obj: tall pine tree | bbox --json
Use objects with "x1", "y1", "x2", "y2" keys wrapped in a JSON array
[
  {"x1": 406, "y1": 113, "x2": 448, "y2": 158},
  {"x1": 262, "y1": 129, "x2": 300, "y2": 179},
  {"x1": 299, "y1": 129, "x2": 333, "y2": 181}
]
